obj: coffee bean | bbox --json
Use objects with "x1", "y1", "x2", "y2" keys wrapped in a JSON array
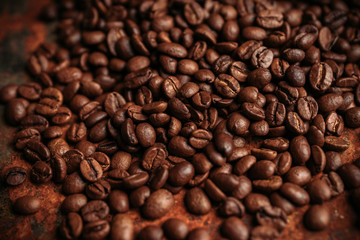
[
  {"x1": 7, "y1": 98, "x2": 29, "y2": 124},
  {"x1": 309, "y1": 62, "x2": 333, "y2": 91},
  {"x1": 138, "y1": 226, "x2": 163, "y2": 240},
  {"x1": 290, "y1": 136, "x2": 311, "y2": 165},
  {"x1": 244, "y1": 193, "x2": 271, "y2": 213},
  {"x1": 142, "y1": 189, "x2": 174, "y2": 219},
  {"x1": 187, "y1": 228, "x2": 210, "y2": 240},
  {"x1": 280, "y1": 182, "x2": 310, "y2": 206},
  {"x1": 81, "y1": 200, "x2": 109, "y2": 222},
  {"x1": 30, "y1": 161, "x2": 52, "y2": 184},
  {"x1": 61, "y1": 194, "x2": 87, "y2": 213},
  {"x1": 221, "y1": 216, "x2": 249, "y2": 240},
  {"x1": 162, "y1": 218, "x2": 188, "y2": 240},
  {"x1": 304, "y1": 205, "x2": 330, "y2": 231},
  {"x1": 251, "y1": 225, "x2": 280, "y2": 240},
  {"x1": 218, "y1": 197, "x2": 245, "y2": 217},
  {"x1": 324, "y1": 136, "x2": 350, "y2": 152},
  {"x1": 4, "y1": 167, "x2": 26, "y2": 186},
  {"x1": 251, "y1": 46, "x2": 274, "y2": 69},
  {"x1": 23, "y1": 139, "x2": 50, "y2": 163},
  {"x1": 111, "y1": 214, "x2": 134, "y2": 240},
  {"x1": 13, "y1": 196, "x2": 40, "y2": 214},
  {"x1": 286, "y1": 166, "x2": 311, "y2": 186},
  {"x1": 60, "y1": 212, "x2": 83, "y2": 240},
  {"x1": 63, "y1": 172, "x2": 87, "y2": 195},
  {"x1": 257, "y1": 10, "x2": 284, "y2": 29},
  {"x1": 214, "y1": 74, "x2": 240, "y2": 98},
  {"x1": 307, "y1": 179, "x2": 332, "y2": 203},
  {"x1": 129, "y1": 186, "x2": 151, "y2": 208},
  {"x1": 82, "y1": 220, "x2": 110, "y2": 240}
]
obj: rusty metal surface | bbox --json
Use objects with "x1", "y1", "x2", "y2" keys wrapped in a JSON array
[{"x1": 0, "y1": 0, "x2": 359, "y2": 239}]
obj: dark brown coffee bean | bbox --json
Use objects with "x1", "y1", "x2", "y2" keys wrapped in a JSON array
[
  {"x1": 290, "y1": 136, "x2": 311, "y2": 165},
  {"x1": 324, "y1": 136, "x2": 350, "y2": 152},
  {"x1": 187, "y1": 228, "x2": 210, "y2": 240},
  {"x1": 142, "y1": 146, "x2": 166, "y2": 171},
  {"x1": 221, "y1": 216, "x2": 249, "y2": 240},
  {"x1": 162, "y1": 218, "x2": 188, "y2": 240},
  {"x1": 60, "y1": 212, "x2": 83, "y2": 240},
  {"x1": 318, "y1": 93, "x2": 344, "y2": 112},
  {"x1": 265, "y1": 101, "x2": 286, "y2": 127},
  {"x1": 257, "y1": 10, "x2": 284, "y2": 29},
  {"x1": 256, "y1": 205, "x2": 287, "y2": 231},
  {"x1": 307, "y1": 179, "x2": 332, "y2": 203},
  {"x1": 286, "y1": 166, "x2": 311, "y2": 186},
  {"x1": 81, "y1": 200, "x2": 109, "y2": 222},
  {"x1": 249, "y1": 160, "x2": 276, "y2": 180},
  {"x1": 309, "y1": 62, "x2": 333, "y2": 92},
  {"x1": 13, "y1": 196, "x2": 40, "y2": 214},
  {"x1": 0, "y1": 84, "x2": 18, "y2": 103},
  {"x1": 61, "y1": 194, "x2": 87, "y2": 213},
  {"x1": 214, "y1": 74, "x2": 240, "y2": 98},
  {"x1": 142, "y1": 189, "x2": 174, "y2": 219},
  {"x1": 82, "y1": 220, "x2": 110, "y2": 240},
  {"x1": 338, "y1": 163, "x2": 360, "y2": 188},
  {"x1": 168, "y1": 136, "x2": 196, "y2": 158},
  {"x1": 80, "y1": 157, "x2": 103, "y2": 182},
  {"x1": 129, "y1": 186, "x2": 151, "y2": 208},
  {"x1": 23, "y1": 140, "x2": 50, "y2": 163},
  {"x1": 138, "y1": 225, "x2": 163, "y2": 240},
  {"x1": 251, "y1": 46, "x2": 274, "y2": 69},
  {"x1": 218, "y1": 197, "x2": 245, "y2": 218},
  {"x1": 111, "y1": 214, "x2": 134, "y2": 240},
  {"x1": 244, "y1": 193, "x2": 271, "y2": 213},
  {"x1": 18, "y1": 82, "x2": 41, "y2": 101},
  {"x1": 4, "y1": 167, "x2": 26, "y2": 186},
  {"x1": 7, "y1": 98, "x2": 29, "y2": 124},
  {"x1": 184, "y1": 187, "x2": 211, "y2": 215},
  {"x1": 297, "y1": 96, "x2": 318, "y2": 121},
  {"x1": 280, "y1": 182, "x2": 310, "y2": 206},
  {"x1": 325, "y1": 151, "x2": 342, "y2": 172},
  {"x1": 30, "y1": 161, "x2": 52, "y2": 184},
  {"x1": 251, "y1": 225, "x2": 280, "y2": 240},
  {"x1": 304, "y1": 205, "x2": 330, "y2": 231}
]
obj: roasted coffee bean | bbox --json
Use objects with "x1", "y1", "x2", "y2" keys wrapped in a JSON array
[
  {"x1": 138, "y1": 225, "x2": 163, "y2": 240},
  {"x1": 221, "y1": 216, "x2": 249, "y2": 240},
  {"x1": 324, "y1": 136, "x2": 350, "y2": 152},
  {"x1": 122, "y1": 172, "x2": 149, "y2": 189},
  {"x1": 162, "y1": 218, "x2": 189, "y2": 240},
  {"x1": 318, "y1": 93, "x2": 344, "y2": 112},
  {"x1": 270, "y1": 192, "x2": 295, "y2": 215},
  {"x1": 251, "y1": 46, "x2": 274, "y2": 69},
  {"x1": 4, "y1": 167, "x2": 26, "y2": 186},
  {"x1": 304, "y1": 205, "x2": 330, "y2": 231},
  {"x1": 325, "y1": 151, "x2": 342, "y2": 172},
  {"x1": 0, "y1": 84, "x2": 18, "y2": 103},
  {"x1": 23, "y1": 140, "x2": 50, "y2": 163},
  {"x1": 309, "y1": 62, "x2": 333, "y2": 91},
  {"x1": 251, "y1": 148, "x2": 277, "y2": 160},
  {"x1": 82, "y1": 220, "x2": 110, "y2": 240},
  {"x1": 244, "y1": 193, "x2": 271, "y2": 213},
  {"x1": 322, "y1": 172, "x2": 344, "y2": 197},
  {"x1": 168, "y1": 161, "x2": 195, "y2": 187},
  {"x1": 7, "y1": 98, "x2": 29, "y2": 124},
  {"x1": 142, "y1": 146, "x2": 166, "y2": 171},
  {"x1": 86, "y1": 179, "x2": 111, "y2": 200},
  {"x1": 280, "y1": 182, "x2": 310, "y2": 206},
  {"x1": 265, "y1": 101, "x2": 286, "y2": 127},
  {"x1": 111, "y1": 214, "x2": 134, "y2": 240},
  {"x1": 290, "y1": 136, "x2": 311, "y2": 165},
  {"x1": 168, "y1": 136, "x2": 196, "y2": 158},
  {"x1": 107, "y1": 190, "x2": 129, "y2": 213},
  {"x1": 257, "y1": 10, "x2": 284, "y2": 29},
  {"x1": 30, "y1": 161, "x2": 52, "y2": 184},
  {"x1": 307, "y1": 179, "x2": 332, "y2": 203},
  {"x1": 81, "y1": 200, "x2": 109, "y2": 222},
  {"x1": 142, "y1": 189, "x2": 174, "y2": 219},
  {"x1": 129, "y1": 186, "x2": 151, "y2": 208},
  {"x1": 338, "y1": 164, "x2": 360, "y2": 188},
  {"x1": 60, "y1": 212, "x2": 83, "y2": 240},
  {"x1": 13, "y1": 196, "x2": 40, "y2": 214},
  {"x1": 214, "y1": 74, "x2": 240, "y2": 98},
  {"x1": 80, "y1": 158, "x2": 103, "y2": 182},
  {"x1": 256, "y1": 205, "x2": 287, "y2": 231},
  {"x1": 62, "y1": 172, "x2": 87, "y2": 195},
  {"x1": 187, "y1": 228, "x2": 210, "y2": 240},
  {"x1": 249, "y1": 160, "x2": 276, "y2": 180},
  {"x1": 251, "y1": 225, "x2": 280, "y2": 240},
  {"x1": 286, "y1": 166, "x2": 311, "y2": 186},
  {"x1": 61, "y1": 194, "x2": 87, "y2": 213},
  {"x1": 218, "y1": 197, "x2": 245, "y2": 217}
]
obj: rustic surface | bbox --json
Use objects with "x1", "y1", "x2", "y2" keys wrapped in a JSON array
[{"x1": 0, "y1": 0, "x2": 359, "y2": 239}]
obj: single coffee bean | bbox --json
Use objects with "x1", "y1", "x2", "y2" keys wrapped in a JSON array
[
  {"x1": 4, "y1": 166, "x2": 27, "y2": 186},
  {"x1": 221, "y1": 216, "x2": 249, "y2": 240},
  {"x1": 185, "y1": 187, "x2": 211, "y2": 215},
  {"x1": 30, "y1": 161, "x2": 52, "y2": 184},
  {"x1": 244, "y1": 193, "x2": 271, "y2": 213},
  {"x1": 304, "y1": 205, "x2": 330, "y2": 231},
  {"x1": 286, "y1": 166, "x2": 311, "y2": 186},
  {"x1": 142, "y1": 189, "x2": 174, "y2": 219},
  {"x1": 82, "y1": 220, "x2": 110, "y2": 240},
  {"x1": 218, "y1": 197, "x2": 245, "y2": 217},
  {"x1": 187, "y1": 228, "x2": 210, "y2": 240},
  {"x1": 138, "y1": 225, "x2": 164, "y2": 240},
  {"x1": 59, "y1": 212, "x2": 83, "y2": 240},
  {"x1": 162, "y1": 218, "x2": 188, "y2": 240},
  {"x1": 307, "y1": 179, "x2": 332, "y2": 203},
  {"x1": 251, "y1": 225, "x2": 280, "y2": 240},
  {"x1": 280, "y1": 182, "x2": 310, "y2": 206},
  {"x1": 111, "y1": 214, "x2": 134, "y2": 240},
  {"x1": 13, "y1": 196, "x2": 40, "y2": 214},
  {"x1": 81, "y1": 200, "x2": 109, "y2": 222},
  {"x1": 309, "y1": 62, "x2": 333, "y2": 91},
  {"x1": 61, "y1": 194, "x2": 87, "y2": 213},
  {"x1": 129, "y1": 186, "x2": 151, "y2": 208}
]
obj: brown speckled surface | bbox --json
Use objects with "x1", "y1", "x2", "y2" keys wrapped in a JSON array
[{"x1": 0, "y1": 0, "x2": 360, "y2": 239}]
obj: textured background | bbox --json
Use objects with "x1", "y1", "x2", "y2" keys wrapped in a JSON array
[{"x1": 0, "y1": 0, "x2": 360, "y2": 239}]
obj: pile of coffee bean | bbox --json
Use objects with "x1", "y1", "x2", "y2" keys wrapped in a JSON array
[{"x1": 2, "y1": 0, "x2": 360, "y2": 239}]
